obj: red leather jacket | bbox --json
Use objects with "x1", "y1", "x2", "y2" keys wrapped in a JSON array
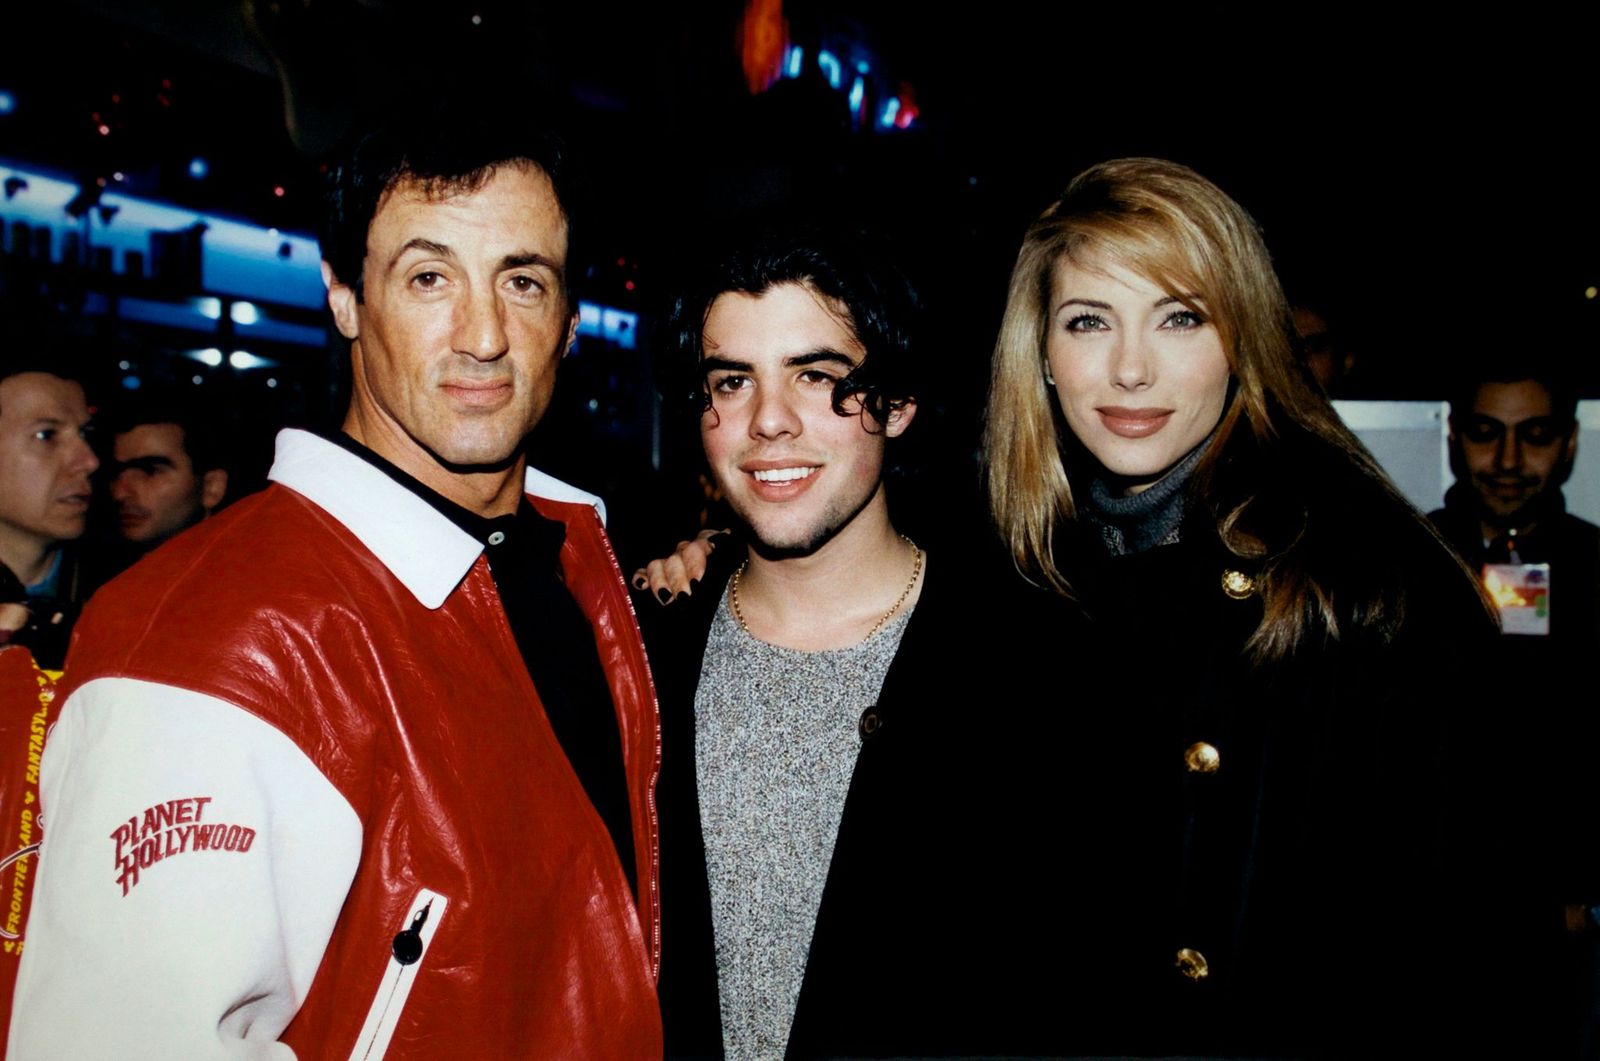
[{"x1": 13, "y1": 431, "x2": 662, "y2": 1059}]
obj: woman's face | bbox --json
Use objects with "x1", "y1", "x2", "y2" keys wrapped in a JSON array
[{"x1": 1044, "y1": 254, "x2": 1232, "y2": 494}]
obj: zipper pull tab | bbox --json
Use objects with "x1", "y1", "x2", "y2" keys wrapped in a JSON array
[{"x1": 391, "y1": 901, "x2": 431, "y2": 966}]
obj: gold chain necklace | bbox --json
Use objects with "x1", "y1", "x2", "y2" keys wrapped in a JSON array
[{"x1": 730, "y1": 535, "x2": 923, "y2": 646}]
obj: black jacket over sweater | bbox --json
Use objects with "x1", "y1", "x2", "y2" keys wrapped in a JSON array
[{"x1": 641, "y1": 539, "x2": 1077, "y2": 1059}]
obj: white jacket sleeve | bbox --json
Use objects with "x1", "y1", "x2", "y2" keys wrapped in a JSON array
[{"x1": 8, "y1": 678, "x2": 363, "y2": 1060}]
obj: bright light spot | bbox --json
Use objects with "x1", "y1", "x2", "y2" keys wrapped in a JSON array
[
  {"x1": 121, "y1": 375, "x2": 141, "y2": 391},
  {"x1": 267, "y1": 227, "x2": 280, "y2": 237},
  {"x1": 192, "y1": 296, "x2": 222, "y2": 320},
  {"x1": 624, "y1": 280, "x2": 635, "y2": 291},
  {"x1": 112, "y1": 172, "x2": 125, "y2": 182},
  {"x1": 191, "y1": 375, "x2": 203, "y2": 385},
  {"x1": 229, "y1": 350, "x2": 271, "y2": 370},
  {"x1": 117, "y1": 359, "x2": 131, "y2": 370},
  {"x1": 272, "y1": 185, "x2": 286, "y2": 198},
  {"x1": 848, "y1": 77, "x2": 864, "y2": 115},
  {"x1": 785, "y1": 46, "x2": 804, "y2": 78},
  {"x1": 266, "y1": 377, "x2": 278, "y2": 389},
  {"x1": 880, "y1": 98, "x2": 900, "y2": 127},
  {"x1": 229, "y1": 300, "x2": 260, "y2": 325},
  {"x1": 97, "y1": 124, "x2": 111, "y2": 136},
  {"x1": 587, "y1": 399, "x2": 600, "y2": 412},
  {"x1": 471, "y1": 12, "x2": 482, "y2": 24},
  {"x1": 188, "y1": 157, "x2": 208, "y2": 179},
  {"x1": 0, "y1": 91, "x2": 15, "y2": 115},
  {"x1": 1587, "y1": 286, "x2": 1598, "y2": 300},
  {"x1": 818, "y1": 50, "x2": 842, "y2": 89},
  {"x1": 194, "y1": 348, "x2": 224, "y2": 367}
]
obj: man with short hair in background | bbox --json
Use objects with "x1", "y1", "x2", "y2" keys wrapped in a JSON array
[
  {"x1": 0, "y1": 358, "x2": 98, "y2": 668},
  {"x1": 1430, "y1": 358, "x2": 1600, "y2": 1054},
  {"x1": 107, "y1": 401, "x2": 229, "y2": 551}
]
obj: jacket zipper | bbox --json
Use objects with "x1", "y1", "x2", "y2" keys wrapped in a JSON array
[
  {"x1": 347, "y1": 887, "x2": 450, "y2": 1061},
  {"x1": 592, "y1": 511, "x2": 664, "y2": 981}
]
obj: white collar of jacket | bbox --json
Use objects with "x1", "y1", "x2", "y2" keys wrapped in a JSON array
[{"x1": 266, "y1": 428, "x2": 606, "y2": 610}]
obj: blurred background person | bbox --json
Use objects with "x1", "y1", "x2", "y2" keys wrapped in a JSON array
[
  {"x1": 106, "y1": 398, "x2": 230, "y2": 553},
  {"x1": 1431, "y1": 356, "x2": 1600, "y2": 1057},
  {"x1": 1290, "y1": 298, "x2": 1358, "y2": 396},
  {"x1": 0, "y1": 357, "x2": 97, "y2": 669}
]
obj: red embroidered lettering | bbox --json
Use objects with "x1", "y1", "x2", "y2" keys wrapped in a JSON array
[{"x1": 108, "y1": 797, "x2": 256, "y2": 895}]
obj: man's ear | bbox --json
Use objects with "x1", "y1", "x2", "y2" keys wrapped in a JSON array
[
  {"x1": 1564, "y1": 425, "x2": 1579, "y2": 466},
  {"x1": 323, "y1": 261, "x2": 360, "y2": 341},
  {"x1": 200, "y1": 468, "x2": 229, "y2": 513},
  {"x1": 564, "y1": 309, "x2": 579, "y2": 355},
  {"x1": 885, "y1": 398, "x2": 918, "y2": 439}
]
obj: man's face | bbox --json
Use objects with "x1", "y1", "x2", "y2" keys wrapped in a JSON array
[
  {"x1": 110, "y1": 423, "x2": 207, "y2": 545},
  {"x1": 699, "y1": 282, "x2": 913, "y2": 555},
  {"x1": 328, "y1": 164, "x2": 578, "y2": 479},
  {"x1": 1453, "y1": 379, "x2": 1576, "y2": 526},
  {"x1": 0, "y1": 372, "x2": 98, "y2": 552}
]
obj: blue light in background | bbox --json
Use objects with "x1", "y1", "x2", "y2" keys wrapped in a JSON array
[
  {"x1": 785, "y1": 46, "x2": 804, "y2": 78},
  {"x1": 817, "y1": 50, "x2": 842, "y2": 90},
  {"x1": 0, "y1": 91, "x2": 15, "y2": 116},
  {"x1": 848, "y1": 77, "x2": 865, "y2": 116},
  {"x1": 188, "y1": 157, "x2": 209, "y2": 179},
  {"x1": 574, "y1": 302, "x2": 637, "y2": 350},
  {"x1": 228, "y1": 350, "x2": 273, "y2": 370},
  {"x1": 856, "y1": 60, "x2": 870, "y2": 75},
  {"x1": 880, "y1": 98, "x2": 900, "y2": 128},
  {"x1": 601, "y1": 308, "x2": 638, "y2": 350},
  {"x1": 577, "y1": 301, "x2": 602, "y2": 338}
]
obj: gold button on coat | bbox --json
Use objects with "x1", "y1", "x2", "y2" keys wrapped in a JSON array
[
  {"x1": 1175, "y1": 947, "x2": 1210, "y2": 981},
  {"x1": 1184, "y1": 741, "x2": 1220, "y2": 774},
  {"x1": 1220, "y1": 569, "x2": 1256, "y2": 599}
]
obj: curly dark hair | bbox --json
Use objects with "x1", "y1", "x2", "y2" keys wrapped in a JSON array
[{"x1": 663, "y1": 225, "x2": 920, "y2": 430}]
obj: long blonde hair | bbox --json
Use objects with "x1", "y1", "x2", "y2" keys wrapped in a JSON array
[{"x1": 984, "y1": 158, "x2": 1457, "y2": 658}]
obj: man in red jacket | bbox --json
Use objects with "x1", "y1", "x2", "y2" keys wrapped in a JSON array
[{"x1": 12, "y1": 108, "x2": 662, "y2": 1059}]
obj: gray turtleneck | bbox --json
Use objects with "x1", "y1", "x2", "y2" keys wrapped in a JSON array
[{"x1": 1081, "y1": 438, "x2": 1209, "y2": 556}]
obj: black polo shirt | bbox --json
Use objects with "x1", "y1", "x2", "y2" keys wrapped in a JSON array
[{"x1": 328, "y1": 433, "x2": 637, "y2": 893}]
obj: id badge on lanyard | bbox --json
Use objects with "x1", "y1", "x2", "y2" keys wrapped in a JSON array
[{"x1": 1482, "y1": 563, "x2": 1550, "y2": 636}]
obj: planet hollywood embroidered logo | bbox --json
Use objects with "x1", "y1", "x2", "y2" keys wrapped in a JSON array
[{"x1": 110, "y1": 797, "x2": 256, "y2": 896}]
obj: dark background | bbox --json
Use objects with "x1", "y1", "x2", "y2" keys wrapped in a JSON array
[{"x1": 3, "y1": 0, "x2": 1595, "y2": 559}]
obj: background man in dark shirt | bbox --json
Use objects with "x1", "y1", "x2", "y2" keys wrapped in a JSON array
[
  {"x1": 0, "y1": 358, "x2": 97, "y2": 668},
  {"x1": 1430, "y1": 358, "x2": 1600, "y2": 1054}
]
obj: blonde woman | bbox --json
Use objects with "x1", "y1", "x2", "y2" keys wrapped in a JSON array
[{"x1": 987, "y1": 159, "x2": 1542, "y2": 1056}]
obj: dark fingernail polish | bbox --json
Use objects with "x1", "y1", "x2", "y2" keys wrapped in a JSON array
[
  {"x1": 633, "y1": 577, "x2": 647, "y2": 590},
  {"x1": 674, "y1": 591, "x2": 688, "y2": 603},
  {"x1": 657, "y1": 588, "x2": 671, "y2": 604}
]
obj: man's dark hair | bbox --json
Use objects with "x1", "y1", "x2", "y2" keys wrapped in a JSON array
[
  {"x1": 1448, "y1": 356, "x2": 1579, "y2": 427},
  {"x1": 106, "y1": 398, "x2": 228, "y2": 475},
  {"x1": 664, "y1": 225, "x2": 920, "y2": 430},
  {"x1": 320, "y1": 105, "x2": 574, "y2": 307},
  {"x1": 0, "y1": 330, "x2": 89, "y2": 409}
]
